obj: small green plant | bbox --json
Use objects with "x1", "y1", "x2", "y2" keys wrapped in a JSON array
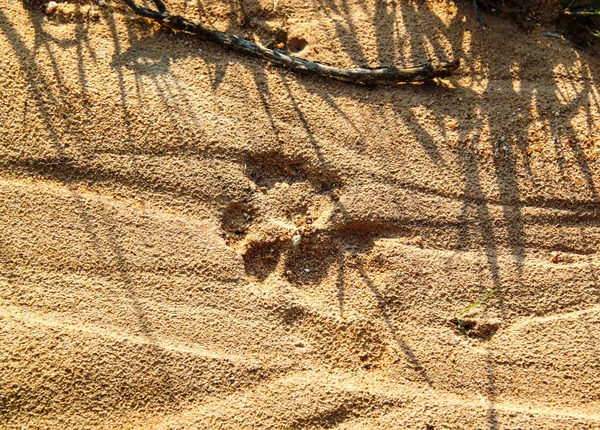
[
  {"x1": 563, "y1": 0, "x2": 600, "y2": 39},
  {"x1": 455, "y1": 288, "x2": 497, "y2": 332}
]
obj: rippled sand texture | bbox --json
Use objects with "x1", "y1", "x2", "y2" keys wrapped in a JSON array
[{"x1": 1, "y1": 0, "x2": 599, "y2": 428}]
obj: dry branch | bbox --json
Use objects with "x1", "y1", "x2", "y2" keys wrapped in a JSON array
[{"x1": 121, "y1": 0, "x2": 459, "y2": 86}]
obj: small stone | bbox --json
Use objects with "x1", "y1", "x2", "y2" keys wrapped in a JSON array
[
  {"x1": 45, "y1": 1, "x2": 58, "y2": 14},
  {"x1": 291, "y1": 234, "x2": 301, "y2": 247},
  {"x1": 304, "y1": 267, "x2": 310, "y2": 273},
  {"x1": 551, "y1": 250, "x2": 560, "y2": 263}
]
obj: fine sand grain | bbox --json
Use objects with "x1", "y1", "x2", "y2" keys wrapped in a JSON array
[{"x1": 1, "y1": 0, "x2": 599, "y2": 428}]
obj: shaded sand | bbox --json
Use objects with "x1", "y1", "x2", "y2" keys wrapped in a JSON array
[{"x1": 1, "y1": 0, "x2": 600, "y2": 428}]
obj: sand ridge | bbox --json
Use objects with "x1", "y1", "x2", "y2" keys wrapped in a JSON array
[{"x1": 1, "y1": 0, "x2": 599, "y2": 428}]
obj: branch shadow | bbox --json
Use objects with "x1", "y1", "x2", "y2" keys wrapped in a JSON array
[
  {"x1": 354, "y1": 256, "x2": 433, "y2": 386},
  {"x1": 4, "y1": 1, "x2": 600, "y2": 428}
]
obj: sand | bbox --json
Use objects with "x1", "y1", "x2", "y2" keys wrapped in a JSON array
[{"x1": 1, "y1": 0, "x2": 599, "y2": 428}]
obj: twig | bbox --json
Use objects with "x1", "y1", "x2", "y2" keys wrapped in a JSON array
[
  {"x1": 121, "y1": 0, "x2": 459, "y2": 85},
  {"x1": 543, "y1": 32, "x2": 563, "y2": 39},
  {"x1": 564, "y1": 9, "x2": 600, "y2": 16},
  {"x1": 473, "y1": 0, "x2": 488, "y2": 29},
  {"x1": 152, "y1": 0, "x2": 166, "y2": 13}
]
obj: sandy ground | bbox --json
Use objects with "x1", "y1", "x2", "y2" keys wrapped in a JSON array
[{"x1": 1, "y1": 0, "x2": 600, "y2": 428}]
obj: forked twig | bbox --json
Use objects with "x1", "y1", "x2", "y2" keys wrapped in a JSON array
[{"x1": 121, "y1": 0, "x2": 459, "y2": 86}]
